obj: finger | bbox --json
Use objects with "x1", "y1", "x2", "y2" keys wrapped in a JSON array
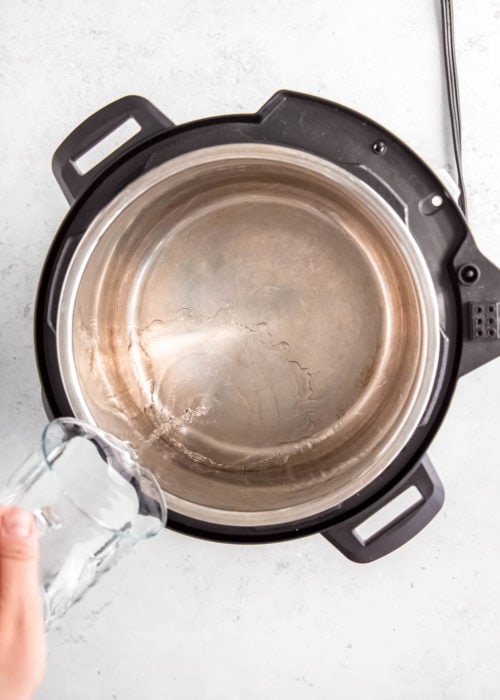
[{"x1": 0, "y1": 508, "x2": 41, "y2": 610}]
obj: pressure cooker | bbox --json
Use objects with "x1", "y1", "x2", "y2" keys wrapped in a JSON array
[{"x1": 35, "y1": 92, "x2": 500, "y2": 562}]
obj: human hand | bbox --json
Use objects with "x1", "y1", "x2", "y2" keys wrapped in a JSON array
[{"x1": 0, "y1": 507, "x2": 46, "y2": 700}]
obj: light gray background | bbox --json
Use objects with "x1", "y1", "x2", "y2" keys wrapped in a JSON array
[{"x1": 1, "y1": 1, "x2": 499, "y2": 698}]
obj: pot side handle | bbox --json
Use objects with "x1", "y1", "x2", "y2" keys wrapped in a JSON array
[
  {"x1": 321, "y1": 455, "x2": 444, "y2": 563},
  {"x1": 52, "y1": 95, "x2": 174, "y2": 204}
]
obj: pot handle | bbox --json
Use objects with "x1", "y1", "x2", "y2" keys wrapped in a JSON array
[
  {"x1": 321, "y1": 455, "x2": 444, "y2": 563},
  {"x1": 52, "y1": 95, "x2": 174, "y2": 204}
]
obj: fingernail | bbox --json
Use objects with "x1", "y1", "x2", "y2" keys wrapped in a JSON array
[{"x1": 2, "y1": 509, "x2": 33, "y2": 537}]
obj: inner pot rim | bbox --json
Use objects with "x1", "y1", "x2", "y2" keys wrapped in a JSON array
[{"x1": 56, "y1": 143, "x2": 440, "y2": 527}]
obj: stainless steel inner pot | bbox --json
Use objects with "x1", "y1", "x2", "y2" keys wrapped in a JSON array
[{"x1": 57, "y1": 144, "x2": 440, "y2": 526}]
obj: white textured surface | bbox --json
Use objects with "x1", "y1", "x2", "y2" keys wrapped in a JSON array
[{"x1": 1, "y1": 1, "x2": 499, "y2": 698}]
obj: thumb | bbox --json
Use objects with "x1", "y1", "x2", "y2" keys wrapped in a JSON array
[{"x1": 0, "y1": 508, "x2": 40, "y2": 610}]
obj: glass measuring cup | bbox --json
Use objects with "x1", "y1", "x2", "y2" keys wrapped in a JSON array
[{"x1": 0, "y1": 418, "x2": 167, "y2": 626}]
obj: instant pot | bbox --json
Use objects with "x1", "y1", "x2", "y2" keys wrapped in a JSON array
[{"x1": 35, "y1": 92, "x2": 500, "y2": 562}]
